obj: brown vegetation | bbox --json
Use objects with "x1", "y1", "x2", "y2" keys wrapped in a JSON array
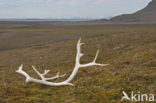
[{"x1": 0, "y1": 22, "x2": 156, "y2": 103}]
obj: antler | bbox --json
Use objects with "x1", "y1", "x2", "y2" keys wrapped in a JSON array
[{"x1": 16, "y1": 38, "x2": 109, "y2": 86}]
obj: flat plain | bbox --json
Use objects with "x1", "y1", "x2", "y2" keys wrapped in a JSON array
[{"x1": 0, "y1": 21, "x2": 156, "y2": 103}]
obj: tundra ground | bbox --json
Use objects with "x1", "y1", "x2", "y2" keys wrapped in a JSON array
[{"x1": 0, "y1": 22, "x2": 156, "y2": 103}]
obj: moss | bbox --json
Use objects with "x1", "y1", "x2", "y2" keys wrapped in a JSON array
[{"x1": 0, "y1": 27, "x2": 156, "y2": 102}]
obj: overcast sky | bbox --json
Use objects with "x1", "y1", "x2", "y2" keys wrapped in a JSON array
[{"x1": 0, "y1": 0, "x2": 152, "y2": 19}]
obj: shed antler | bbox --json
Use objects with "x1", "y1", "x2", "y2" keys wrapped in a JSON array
[{"x1": 16, "y1": 38, "x2": 109, "y2": 86}]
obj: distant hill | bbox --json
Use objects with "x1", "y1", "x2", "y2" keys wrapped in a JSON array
[{"x1": 110, "y1": 0, "x2": 156, "y2": 22}]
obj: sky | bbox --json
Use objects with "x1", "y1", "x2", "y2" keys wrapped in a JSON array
[{"x1": 0, "y1": 0, "x2": 152, "y2": 19}]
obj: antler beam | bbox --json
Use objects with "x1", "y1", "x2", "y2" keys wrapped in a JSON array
[{"x1": 16, "y1": 38, "x2": 109, "y2": 86}]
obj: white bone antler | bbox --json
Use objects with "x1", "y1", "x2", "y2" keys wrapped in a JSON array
[{"x1": 16, "y1": 38, "x2": 109, "y2": 86}]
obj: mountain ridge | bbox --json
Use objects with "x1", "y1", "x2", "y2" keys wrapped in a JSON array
[{"x1": 110, "y1": 0, "x2": 156, "y2": 22}]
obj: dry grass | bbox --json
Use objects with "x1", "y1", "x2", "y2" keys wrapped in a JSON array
[{"x1": 0, "y1": 24, "x2": 156, "y2": 103}]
